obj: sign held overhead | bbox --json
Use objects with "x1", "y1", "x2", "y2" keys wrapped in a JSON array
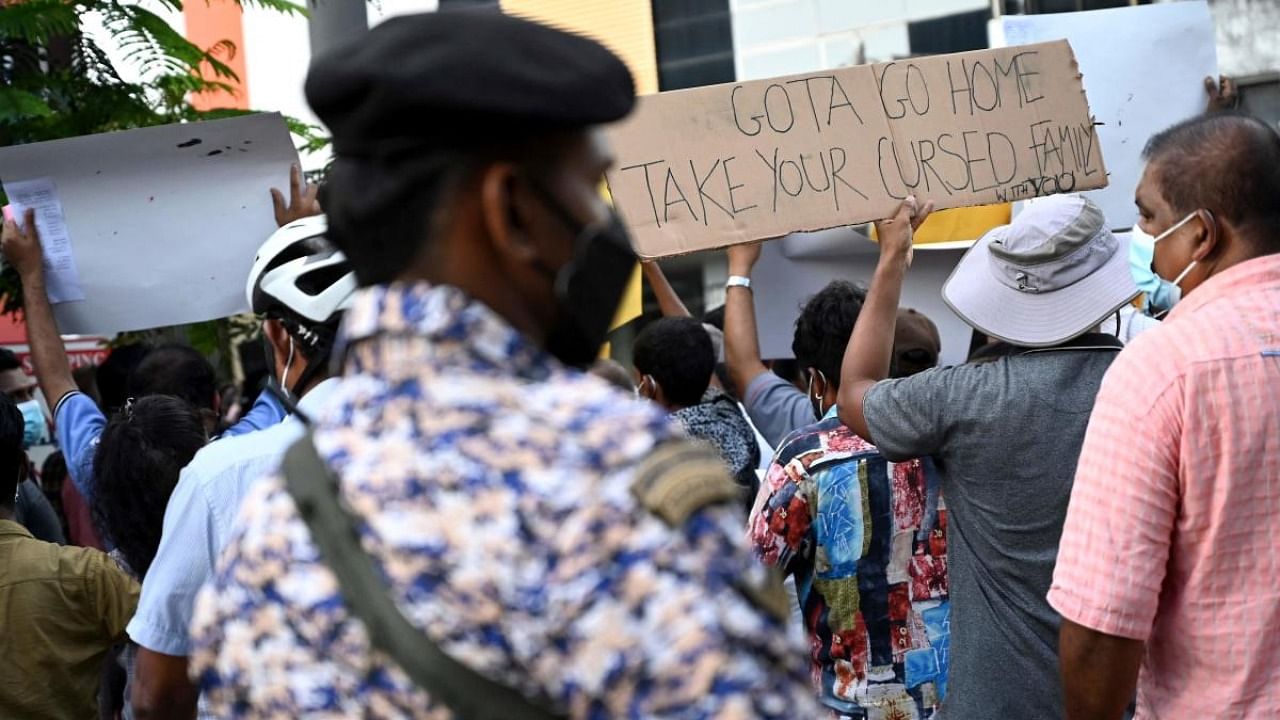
[{"x1": 606, "y1": 39, "x2": 1107, "y2": 258}]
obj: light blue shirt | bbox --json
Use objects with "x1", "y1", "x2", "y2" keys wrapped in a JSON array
[
  {"x1": 126, "y1": 380, "x2": 338, "y2": 656},
  {"x1": 55, "y1": 390, "x2": 286, "y2": 504}
]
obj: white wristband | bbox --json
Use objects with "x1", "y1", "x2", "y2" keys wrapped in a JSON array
[{"x1": 726, "y1": 275, "x2": 752, "y2": 290}]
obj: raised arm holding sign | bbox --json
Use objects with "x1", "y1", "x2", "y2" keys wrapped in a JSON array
[{"x1": 606, "y1": 40, "x2": 1106, "y2": 258}]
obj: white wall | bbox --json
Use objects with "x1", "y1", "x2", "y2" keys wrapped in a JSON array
[
  {"x1": 87, "y1": 0, "x2": 442, "y2": 171},
  {"x1": 730, "y1": 0, "x2": 987, "y2": 80},
  {"x1": 1206, "y1": 0, "x2": 1280, "y2": 77},
  {"x1": 241, "y1": 0, "x2": 439, "y2": 170}
]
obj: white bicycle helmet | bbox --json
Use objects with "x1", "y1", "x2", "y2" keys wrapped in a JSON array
[{"x1": 246, "y1": 215, "x2": 357, "y2": 324}]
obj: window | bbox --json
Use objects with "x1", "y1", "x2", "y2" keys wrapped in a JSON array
[
  {"x1": 651, "y1": 0, "x2": 735, "y2": 91},
  {"x1": 908, "y1": 9, "x2": 991, "y2": 56}
]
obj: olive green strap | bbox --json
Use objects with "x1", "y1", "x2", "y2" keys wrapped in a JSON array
[{"x1": 281, "y1": 436, "x2": 566, "y2": 720}]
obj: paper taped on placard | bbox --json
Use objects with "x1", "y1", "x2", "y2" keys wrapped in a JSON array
[
  {"x1": 606, "y1": 39, "x2": 1106, "y2": 259},
  {"x1": 0, "y1": 114, "x2": 299, "y2": 335},
  {"x1": 3, "y1": 178, "x2": 85, "y2": 303}
]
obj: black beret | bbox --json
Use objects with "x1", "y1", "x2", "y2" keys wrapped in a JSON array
[{"x1": 305, "y1": 9, "x2": 636, "y2": 157}]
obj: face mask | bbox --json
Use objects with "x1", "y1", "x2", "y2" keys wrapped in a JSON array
[
  {"x1": 1131, "y1": 212, "x2": 1199, "y2": 314},
  {"x1": 17, "y1": 399, "x2": 48, "y2": 448},
  {"x1": 529, "y1": 184, "x2": 637, "y2": 370}
]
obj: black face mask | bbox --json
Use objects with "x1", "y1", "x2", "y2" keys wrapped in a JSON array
[{"x1": 527, "y1": 181, "x2": 636, "y2": 369}]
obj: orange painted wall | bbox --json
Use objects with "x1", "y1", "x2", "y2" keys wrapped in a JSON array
[{"x1": 183, "y1": 0, "x2": 250, "y2": 110}]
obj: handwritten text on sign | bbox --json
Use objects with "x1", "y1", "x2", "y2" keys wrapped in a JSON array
[{"x1": 605, "y1": 40, "x2": 1106, "y2": 258}]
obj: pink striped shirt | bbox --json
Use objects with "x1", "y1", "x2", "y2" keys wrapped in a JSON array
[{"x1": 1049, "y1": 252, "x2": 1280, "y2": 719}]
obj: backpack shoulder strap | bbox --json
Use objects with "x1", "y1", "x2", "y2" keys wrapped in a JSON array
[{"x1": 280, "y1": 435, "x2": 566, "y2": 720}]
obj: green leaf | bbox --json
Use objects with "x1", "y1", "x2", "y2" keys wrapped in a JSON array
[
  {"x1": 0, "y1": 0, "x2": 309, "y2": 334},
  {"x1": 186, "y1": 320, "x2": 221, "y2": 358},
  {"x1": 0, "y1": 0, "x2": 80, "y2": 44},
  {"x1": 0, "y1": 87, "x2": 54, "y2": 122},
  {"x1": 234, "y1": 0, "x2": 307, "y2": 17}
]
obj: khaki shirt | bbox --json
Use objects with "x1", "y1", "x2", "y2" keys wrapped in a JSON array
[{"x1": 0, "y1": 519, "x2": 139, "y2": 719}]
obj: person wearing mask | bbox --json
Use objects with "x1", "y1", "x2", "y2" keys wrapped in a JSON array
[
  {"x1": 188, "y1": 10, "x2": 815, "y2": 718},
  {"x1": 1053, "y1": 114, "x2": 1280, "y2": 719},
  {"x1": 0, "y1": 213, "x2": 289, "y2": 505},
  {"x1": 722, "y1": 240, "x2": 941, "y2": 448},
  {"x1": 128, "y1": 214, "x2": 353, "y2": 720},
  {"x1": 90, "y1": 395, "x2": 207, "y2": 720},
  {"x1": 0, "y1": 349, "x2": 67, "y2": 543},
  {"x1": 748, "y1": 211, "x2": 948, "y2": 718},
  {"x1": 633, "y1": 316, "x2": 761, "y2": 500},
  {"x1": 0, "y1": 348, "x2": 49, "y2": 445},
  {"x1": 836, "y1": 193, "x2": 1139, "y2": 718},
  {"x1": 0, "y1": 392, "x2": 139, "y2": 719},
  {"x1": 641, "y1": 259, "x2": 774, "y2": 473}
]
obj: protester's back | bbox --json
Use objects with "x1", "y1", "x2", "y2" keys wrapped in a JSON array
[
  {"x1": 874, "y1": 348, "x2": 1115, "y2": 714},
  {"x1": 851, "y1": 195, "x2": 1137, "y2": 718},
  {"x1": 0, "y1": 393, "x2": 138, "y2": 719}
]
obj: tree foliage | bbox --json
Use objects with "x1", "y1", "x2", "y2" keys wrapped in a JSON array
[{"x1": 0, "y1": 0, "x2": 319, "y2": 372}]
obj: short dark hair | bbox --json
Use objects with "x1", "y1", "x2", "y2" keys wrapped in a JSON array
[
  {"x1": 97, "y1": 343, "x2": 152, "y2": 413},
  {"x1": 0, "y1": 349, "x2": 20, "y2": 374},
  {"x1": 632, "y1": 317, "x2": 715, "y2": 408},
  {"x1": 792, "y1": 280, "x2": 867, "y2": 389},
  {"x1": 1142, "y1": 113, "x2": 1280, "y2": 249},
  {"x1": 0, "y1": 394, "x2": 24, "y2": 508},
  {"x1": 92, "y1": 396, "x2": 206, "y2": 577},
  {"x1": 125, "y1": 345, "x2": 217, "y2": 412}
]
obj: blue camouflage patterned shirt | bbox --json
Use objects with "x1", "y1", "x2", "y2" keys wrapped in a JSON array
[{"x1": 190, "y1": 282, "x2": 819, "y2": 719}]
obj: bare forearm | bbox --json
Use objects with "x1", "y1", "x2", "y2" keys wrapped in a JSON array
[
  {"x1": 723, "y1": 284, "x2": 766, "y2": 399},
  {"x1": 641, "y1": 262, "x2": 691, "y2": 318},
  {"x1": 836, "y1": 256, "x2": 905, "y2": 436},
  {"x1": 20, "y1": 273, "x2": 76, "y2": 405},
  {"x1": 1060, "y1": 619, "x2": 1144, "y2": 720},
  {"x1": 132, "y1": 649, "x2": 198, "y2": 720}
]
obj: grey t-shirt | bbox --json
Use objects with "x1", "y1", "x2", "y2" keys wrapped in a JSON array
[
  {"x1": 742, "y1": 371, "x2": 813, "y2": 449},
  {"x1": 862, "y1": 339, "x2": 1120, "y2": 720}
]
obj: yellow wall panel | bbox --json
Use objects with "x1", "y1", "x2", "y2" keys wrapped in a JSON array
[{"x1": 500, "y1": 0, "x2": 659, "y2": 96}]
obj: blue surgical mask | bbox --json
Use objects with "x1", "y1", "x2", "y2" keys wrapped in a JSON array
[
  {"x1": 17, "y1": 399, "x2": 48, "y2": 448},
  {"x1": 1129, "y1": 212, "x2": 1199, "y2": 316}
]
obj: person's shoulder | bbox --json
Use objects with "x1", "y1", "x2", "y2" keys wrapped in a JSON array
[
  {"x1": 533, "y1": 369, "x2": 673, "y2": 439},
  {"x1": 201, "y1": 473, "x2": 295, "y2": 560},
  {"x1": 53, "y1": 390, "x2": 101, "y2": 420},
  {"x1": 47, "y1": 541, "x2": 128, "y2": 586},
  {"x1": 1109, "y1": 322, "x2": 1186, "y2": 383},
  {"x1": 184, "y1": 418, "x2": 304, "y2": 486},
  {"x1": 772, "y1": 415, "x2": 878, "y2": 467}
]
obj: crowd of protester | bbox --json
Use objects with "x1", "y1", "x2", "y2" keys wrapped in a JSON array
[{"x1": 0, "y1": 7, "x2": 1275, "y2": 720}]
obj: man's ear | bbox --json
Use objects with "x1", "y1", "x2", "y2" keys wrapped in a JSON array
[
  {"x1": 478, "y1": 162, "x2": 539, "y2": 266},
  {"x1": 262, "y1": 319, "x2": 290, "y2": 365},
  {"x1": 647, "y1": 377, "x2": 670, "y2": 406},
  {"x1": 1190, "y1": 209, "x2": 1221, "y2": 263}
]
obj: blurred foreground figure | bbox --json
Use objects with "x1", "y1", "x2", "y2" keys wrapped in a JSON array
[{"x1": 190, "y1": 9, "x2": 817, "y2": 720}]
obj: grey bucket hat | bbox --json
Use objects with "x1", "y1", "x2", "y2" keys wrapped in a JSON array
[{"x1": 942, "y1": 195, "x2": 1140, "y2": 348}]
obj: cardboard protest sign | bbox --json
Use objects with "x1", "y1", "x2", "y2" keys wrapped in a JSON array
[
  {"x1": 992, "y1": 2, "x2": 1217, "y2": 230},
  {"x1": 0, "y1": 114, "x2": 298, "y2": 335},
  {"x1": 605, "y1": 40, "x2": 1106, "y2": 258}
]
